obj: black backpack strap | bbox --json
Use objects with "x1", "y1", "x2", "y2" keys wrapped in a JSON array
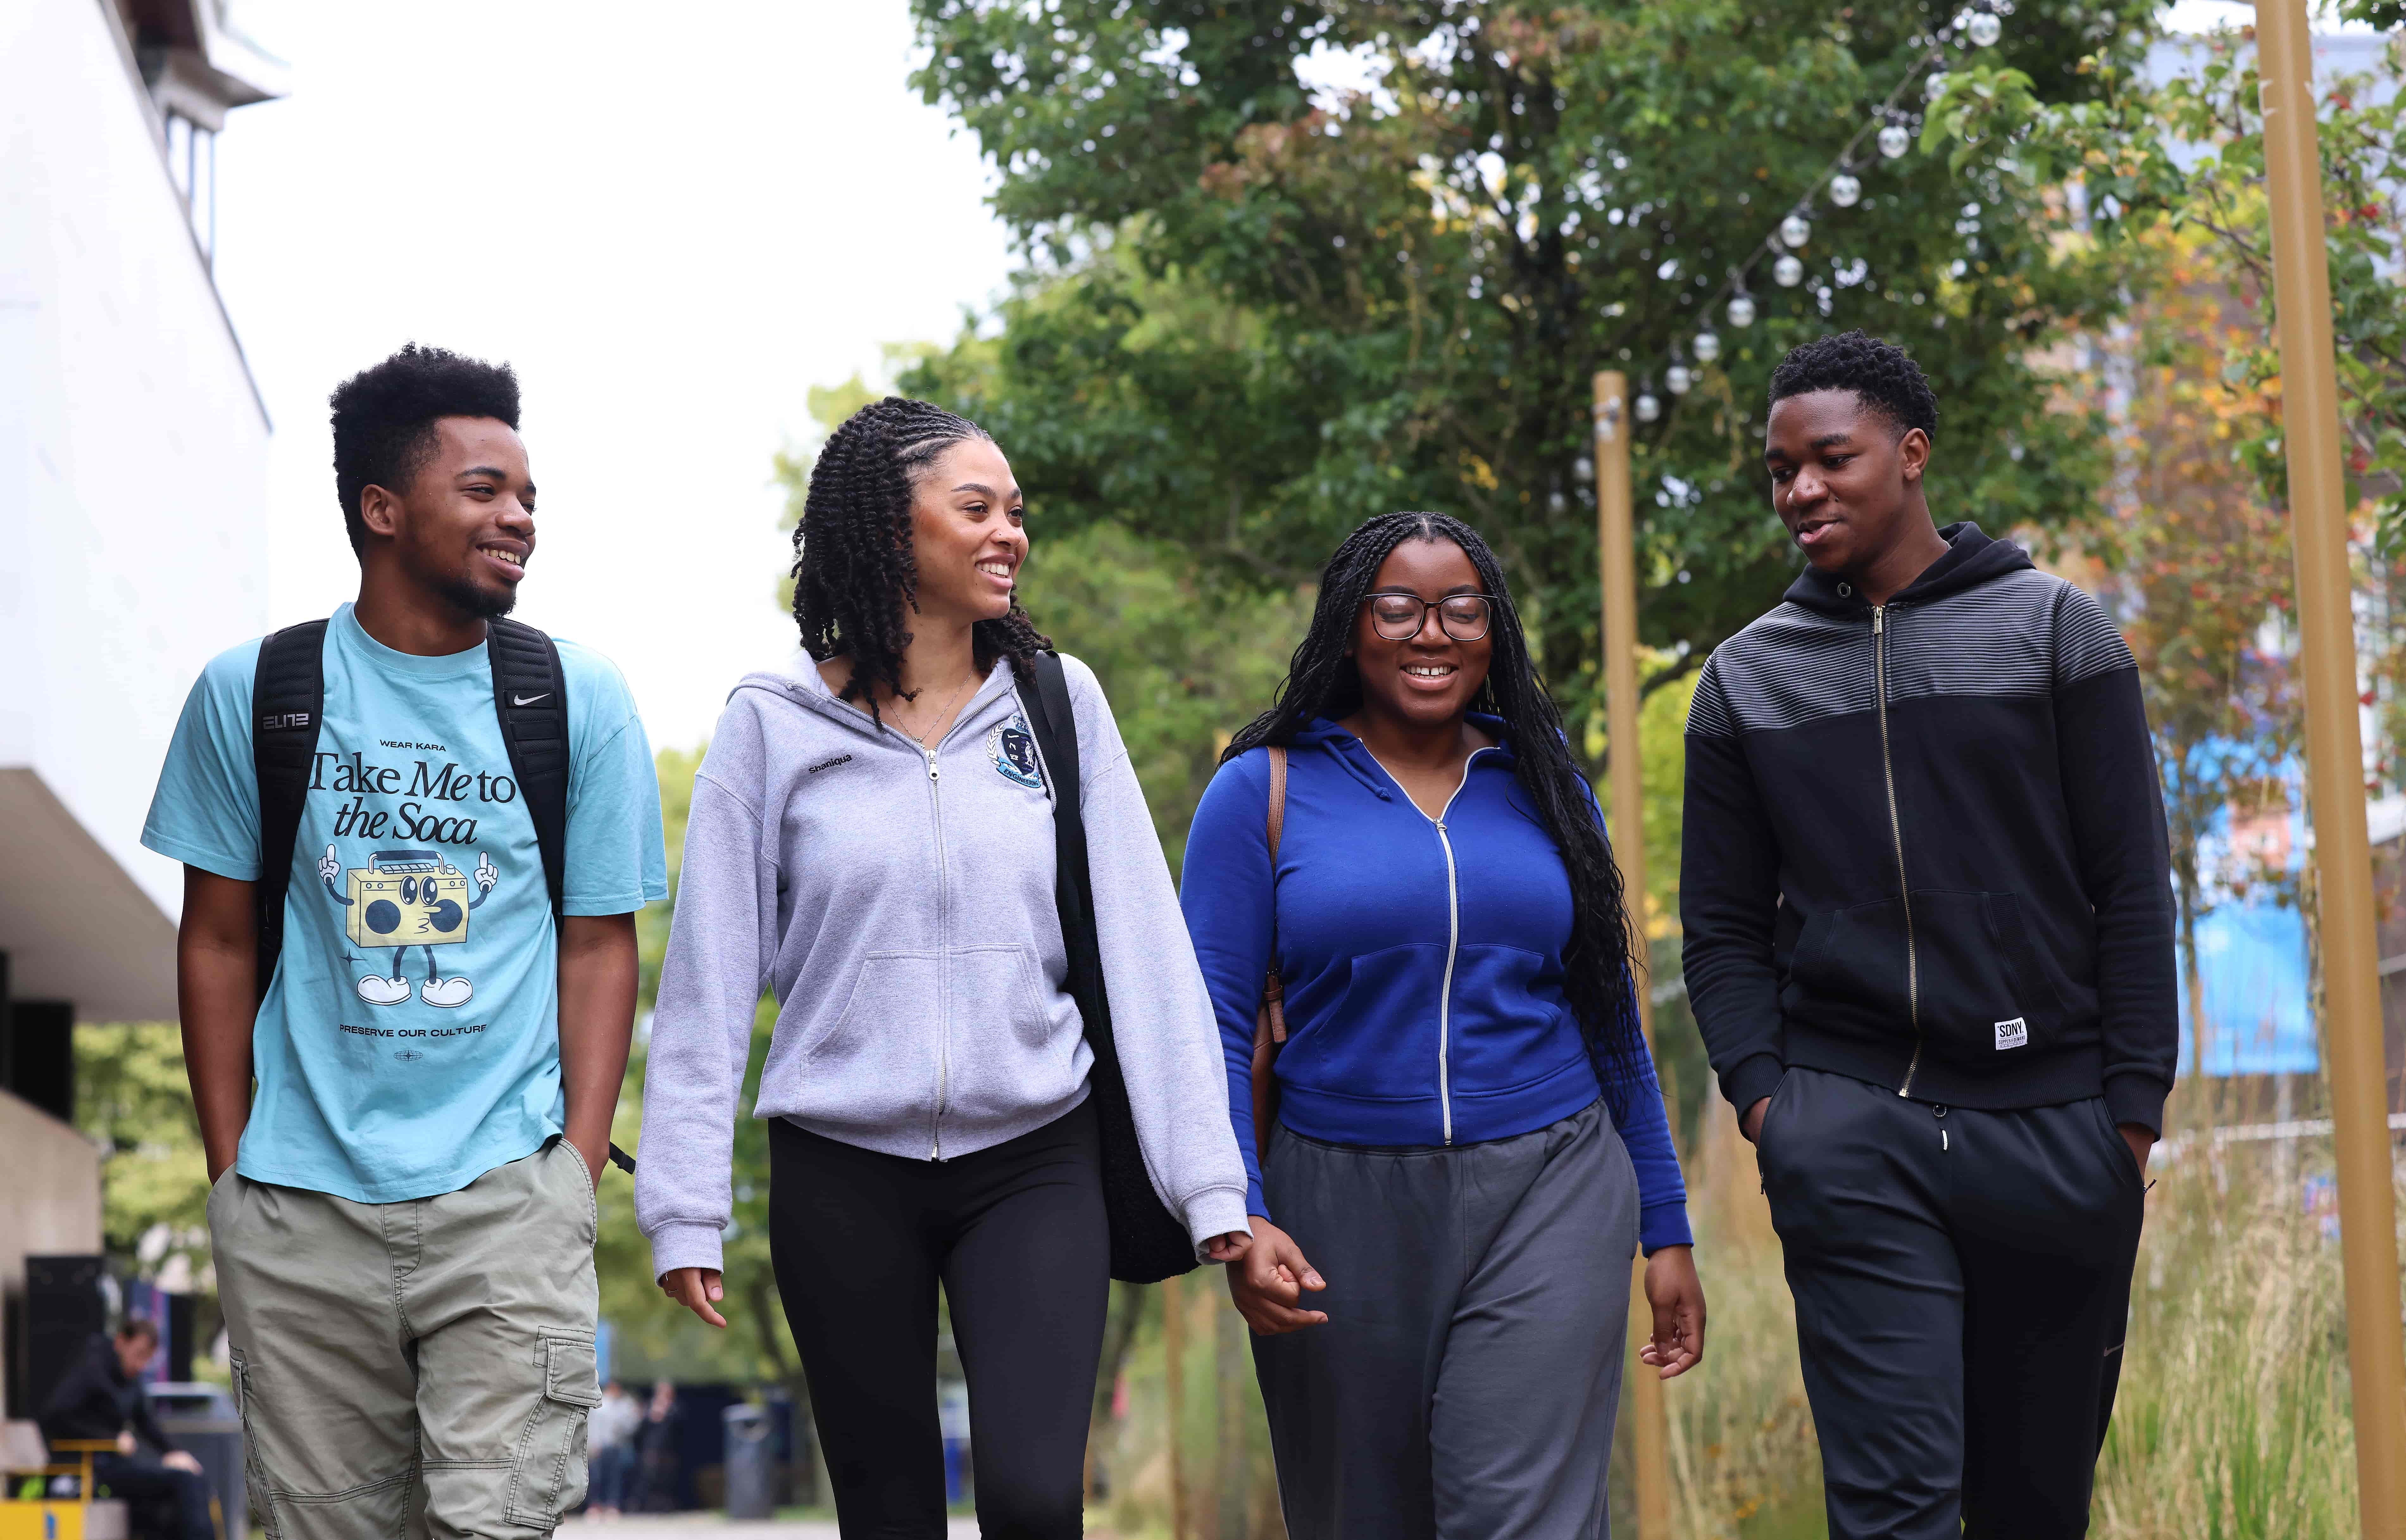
[
  {"x1": 486, "y1": 619, "x2": 637, "y2": 1176},
  {"x1": 1019, "y1": 652, "x2": 1099, "y2": 1005},
  {"x1": 1018, "y1": 651, "x2": 1196, "y2": 1281},
  {"x1": 485, "y1": 617, "x2": 570, "y2": 925},
  {"x1": 251, "y1": 620, "x2": 329, "y2": 1003}
]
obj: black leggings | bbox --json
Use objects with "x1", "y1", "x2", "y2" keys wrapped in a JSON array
[{"x1": 770, "y1": 1097, "x2": 1109, "y2": 1539}]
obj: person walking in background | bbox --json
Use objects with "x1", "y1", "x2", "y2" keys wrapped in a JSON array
[
  {"x1": 632, "y1": 1382, "x2": 684, "y2": 1514},
  {"x1": 1180, "y1": 510, "x2": 1705, "y2": 1540},
  {"x1": 37, "y1": 1320, "x2": 212, "y2": 1540},
  {"x1": 143, "y1": 346, "x2": 668, "y2": 1537},
  {"x1": 636, "y1": 397, "x2": 1251, "y2": 1538},
  {"x1": 585, "y1": 1380, "x2": 642, "y2": 1517},
  {"x1": 1681, "y1": 332, "x2": 2175, "y2": 1538}
]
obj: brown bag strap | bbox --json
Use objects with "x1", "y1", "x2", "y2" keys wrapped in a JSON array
[{"x1": 1265, "y1": 744, "x2": 1288, "y2": 856}]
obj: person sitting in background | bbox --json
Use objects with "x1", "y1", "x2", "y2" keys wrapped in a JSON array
[
  {"x1": 585, "y1": 1380, "x2": 642, "y2": 1517},
  {"x1": 37, "y1": 1320, "x2": 213, "y2": 1540}
]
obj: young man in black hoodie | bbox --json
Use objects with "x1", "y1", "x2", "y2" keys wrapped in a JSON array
[{"x1": 1681, "y1": 332, "x2": 2175, "y2": 1538}]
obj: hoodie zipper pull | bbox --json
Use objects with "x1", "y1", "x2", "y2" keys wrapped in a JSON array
[
  {"x1": 1873, "y1": 605, "x2": 1886, "y2": 635},
  {"x1": 926, "y1": 748, "x2": 939, "y2": 781}
]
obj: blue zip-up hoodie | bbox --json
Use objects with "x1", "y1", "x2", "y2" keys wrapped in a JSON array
[{"x1": 1179, "y1": 716, "x2": 1693, "y2": 1254}]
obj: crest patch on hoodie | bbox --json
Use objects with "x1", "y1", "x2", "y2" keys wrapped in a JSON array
[{"x1": 989, "y1": 716, "x2": 1044, "y2": 789}]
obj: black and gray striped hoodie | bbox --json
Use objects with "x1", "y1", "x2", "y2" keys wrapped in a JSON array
[{"x1": 1680, "y1": 522, "x2": 2178, "y2": 1136}]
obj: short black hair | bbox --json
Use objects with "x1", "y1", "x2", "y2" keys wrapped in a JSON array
[
  {"x1": 115, "y1": 1317, "x2": 159, "y2": 1345},
  {"x1": 1767, "y1": 330, "x2": 1939, "y2": 440},
  {"x1": 329, "y1": 344, "x2": 520, "y2": 557}
]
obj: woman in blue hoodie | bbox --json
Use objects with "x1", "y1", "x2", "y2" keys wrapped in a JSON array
[{"x1": 1181, "y1": 510, "x2": 1705, "y2": 1539}]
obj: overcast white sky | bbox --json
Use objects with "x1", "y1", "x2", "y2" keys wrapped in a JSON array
[{"x1": 212, "y1": 1, "x2": 1016, "y2": 750}]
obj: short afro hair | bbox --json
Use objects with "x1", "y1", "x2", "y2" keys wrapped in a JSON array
[
  {"x1": 329, "y1": 344, "x2": 520, "y2": 557},
  {"x1": 1767, "y1": 330, "x2": 1938, "y2": 440}
]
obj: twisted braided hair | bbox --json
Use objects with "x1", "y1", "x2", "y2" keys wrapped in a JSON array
[
  {"x1": 1767, "y1": 329, "x2": 1940, "y2": 440},
  {"x1": 1223, "y1": 512, "x2": 1648, "y2": 1117},
  {"x1": 792, "y1": 396, "x2": 1050, "y2": 724}
]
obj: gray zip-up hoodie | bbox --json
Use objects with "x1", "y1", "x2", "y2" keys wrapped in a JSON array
[{"x1": 635, "y1": 651, "x2": 1250, "y2": 1278}]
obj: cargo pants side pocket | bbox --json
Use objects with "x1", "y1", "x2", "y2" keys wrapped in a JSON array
[
  {"x1": 504, "y1": 1331, "x2": 601, "y2": 1529},
  {"x1": 229, "y1": 1348, "x2": 280, "y2": 1540}
]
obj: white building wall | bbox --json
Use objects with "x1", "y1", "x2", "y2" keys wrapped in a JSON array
[{"x1": 0, "y1": 0, "x2": 271, "y2": 1018}]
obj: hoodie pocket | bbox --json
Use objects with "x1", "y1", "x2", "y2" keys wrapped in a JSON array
[
  {"x1": 943, "y1": 943, "x2": 1082, "y2": 1121},
  {"x1": 1784, "y1": 900, "x2": 1912, "y2": 1031},
  {"x1": 796, "y1": 951, "x2": 942, "y2": 1128},
  {"x1": 1912, "y1": 890, "x2": 2066, "y2": 1067}
]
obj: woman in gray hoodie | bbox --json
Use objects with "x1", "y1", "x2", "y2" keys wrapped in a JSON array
[{"x1": 635, "y1": 397, "x2": 1251, "y2": 1537}]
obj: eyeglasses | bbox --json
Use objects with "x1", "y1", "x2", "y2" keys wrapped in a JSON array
[{"x1": 1363, "y1": 590, "x2": 1496, "y2": 642}]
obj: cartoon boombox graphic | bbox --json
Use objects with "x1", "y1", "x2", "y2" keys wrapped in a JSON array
[{"x1": 345, "y1": 850, "x2": 472, "y2": 949}]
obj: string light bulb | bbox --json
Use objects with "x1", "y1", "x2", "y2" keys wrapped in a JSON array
[
  {"x1": 1693, "y1": 331, "x2": 1721, "y2": 364},
  {"x1": 1635, "y1": 388, "x2": 1662, "y2": 423},
  {"x1": 1968, "y1": 10, "x2": 2002, "y2": 45},
  {"x1": 1879, "y1": 122, "x2": 1911, "y2": 159},
  {"x1": 1830, "y1": 171, "x2": 1862, "y2": 208},
  {"x1": 1924, "y1": 71, "x2": 1951, "y2": 103},
  {"x1": 1666, "y1": 363, "x2": 1693, "y2": 395},
  {"x1": 1774, "y1": 252, "x2": 1805, "y2": 287},
  {"x1": 1726, "y1": 291, "x2": 1756, "y2": 328},
  {"x1": 1780, "y1": 211, "x2": 1812, "y2": 248}
]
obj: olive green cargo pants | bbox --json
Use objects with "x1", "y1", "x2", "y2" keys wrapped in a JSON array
[{"x1": 209, "y1": 1138, "x2": 601, "y2": 1540}]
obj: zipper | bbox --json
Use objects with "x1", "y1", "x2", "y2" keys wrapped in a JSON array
[
  {"x1": 925, "y1": 743, "x2": 949, "y2": 1159},
  {"x1": 1873, "y1": 605, "x2": 1924, "y2": 1097},
  {"x1": 848, "y1": 674, "x2": 990, "y2": 1162},
  {"x1": 1367, "y1": 744, "x2": 1496, "y2": 1146},
  {"x1": 1433, "y1": 811, "x2": 1464, "y2": 1145}
]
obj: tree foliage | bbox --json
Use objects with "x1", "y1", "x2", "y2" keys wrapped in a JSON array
[
  {"x1": 903, "y1": 0, "x2": 2147, "y2": 719},
  {"x1": 1939, "y1": 16, "x2": 2406, "y2": 560},
  {"x1": 76, "y1": 1021, "x2": 212, "y2": 1288}
]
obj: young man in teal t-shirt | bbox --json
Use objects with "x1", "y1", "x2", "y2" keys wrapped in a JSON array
[{"x1": 144, "y1": 345, "x2": 667, "y2": 1535}]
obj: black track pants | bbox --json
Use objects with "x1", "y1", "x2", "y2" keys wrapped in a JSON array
[
  {"x1": 770, "y1": 1098, "x2": 1110, "y2": 1539},
  {"x1": 1757, "y1": 1067, "x2": 2145, "y2": 1539}
]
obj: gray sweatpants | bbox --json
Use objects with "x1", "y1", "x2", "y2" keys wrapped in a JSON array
[{"x1": 1253, "y1": 1100, "x2": 1639, "y2": 1540}]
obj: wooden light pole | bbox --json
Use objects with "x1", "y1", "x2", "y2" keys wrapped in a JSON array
[
  {"x1": 1594, "y1": 369, "x2": 1673, "y2": 1538},
  {"x1": 2253, "y1": 5, "x2": 2406, "y2": 1535},
  {"x1": 1162, "y1": 1276, "x2": 1190, "y2": 1539}
]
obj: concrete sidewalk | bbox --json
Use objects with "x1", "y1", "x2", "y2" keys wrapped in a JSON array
[{"x1": 562, "y1": 1516, "x2": 982, "y2": 1540}]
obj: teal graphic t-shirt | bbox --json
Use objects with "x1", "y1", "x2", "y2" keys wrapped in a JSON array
[{"x1": 142, "y1": 605, "x2": 669, "y2": 1202}]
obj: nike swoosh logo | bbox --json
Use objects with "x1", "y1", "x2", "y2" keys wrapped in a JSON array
[{"x1": 512, "y1": 693, "x2": 551, "y2": 706}]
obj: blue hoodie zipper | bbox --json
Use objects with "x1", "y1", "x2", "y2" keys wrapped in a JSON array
[{"x1": 1357, "y1": 740, "x2": 1500, "y2": 1146}]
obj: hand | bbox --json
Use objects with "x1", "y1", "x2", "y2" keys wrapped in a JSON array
[
  {"x1": 1225, "y1": 1216, "x2": 1327, "y2": 1335},
  {"x1": 162, "y1": 1451, "x2": 204, "y2": 1475},
  {"x1": 1201, "y1": 1231, "x2": 1253, "y2": 1264},
  {"x1": 318, "y1": 843, "x2": 341, "y2": 887},
  {"x1": 1638, "y1": 1244, "x2": 1707, "y2": 1380},
  {"x1": 658, "y1": 1266, "x2": 727, "y2": 1329},
  {"x1": 2118, "y1": 1123, "x2": 2156, "y2": 1178},
  {"x1": 1740, "y1": 1096, "x2": 1771, "y2": 1144},
  {"x1": 473, "y1": 852, "x2": 498, "y2": 893},
  {"x1": 117, "y1": 1430, "x2": 136, "y2": 1456}
]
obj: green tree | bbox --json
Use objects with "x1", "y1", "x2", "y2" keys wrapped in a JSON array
[
  {"x1": 1935, "y1": 11, "x2": 2406, "y2": 562},
  {"x1": 903, "y1": 0, "x2": 2143, "y2": 724},
  {"x1": 76, "y1": 1022, "x2": 211, "y2": 1287}
]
